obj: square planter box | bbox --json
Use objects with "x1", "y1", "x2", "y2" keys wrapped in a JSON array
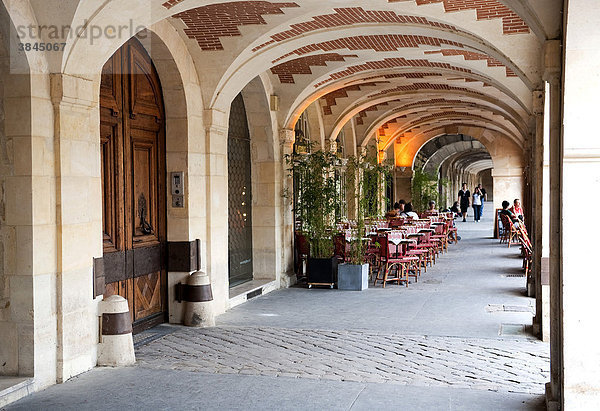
[
  {"x1": 338, "y1": 263, "x2": 369, "y2": 291},
  {"x1": 307, "y1": 257, "x2": 338, "y2": 288}
]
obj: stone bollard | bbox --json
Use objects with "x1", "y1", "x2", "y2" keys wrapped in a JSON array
[
  {"x1": 97, "y1": 295, "x2": 136, "y2": 366},
  {"x1": 183, "y1": 271, "x2": 215, "y2": 327}
]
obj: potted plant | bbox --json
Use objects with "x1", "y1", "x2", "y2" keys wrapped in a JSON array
[
  {"x1": 287, "y1": 148, "x2": 340, "y2": 287},
  {"x1": 338, "y1": 150, "x2": 391, "y2": 291}
]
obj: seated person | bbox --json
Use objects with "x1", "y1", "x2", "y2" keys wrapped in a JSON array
[
  {"x1": 385, "y1": 202, "x2": 401, "y2": 218},
  {"x1": 509, "y1": 198, "x2": 524, "y2": 222},
  {"x1": 400, "y1": 202, "x2": 419, "y2": 220},
  {"x1": 500, "y1": 200, "x2": 520, "y2": 227},
  {"x1": 427, "y1": 201, "x2": 438, "y2": 213},
  {"x1": 450, "y1": 201, "x2": 461, "y2": 217}
]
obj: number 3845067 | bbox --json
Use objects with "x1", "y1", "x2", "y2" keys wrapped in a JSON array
[{"x1": 18, "y1": 43, "x2": 66, "y2": 52}]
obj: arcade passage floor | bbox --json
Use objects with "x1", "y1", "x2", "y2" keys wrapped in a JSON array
[{"x1": 7, "y1": 207, "x2": 549, "y2": 410}]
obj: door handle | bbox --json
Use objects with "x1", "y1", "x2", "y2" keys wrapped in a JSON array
[{"x1": 138, "y1": 193, "x2": 154, "y2": 235}]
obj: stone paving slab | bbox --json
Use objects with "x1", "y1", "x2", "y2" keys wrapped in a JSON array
[
  {"x1": 5, "y1": 367, "x2": 546, "y2": 411},
  {"x1": 136, "y1": 325, "x2": 549, "y2": 395},
  {"x1": 5, "y1": 206, "x2": 549, "y2": 410}
]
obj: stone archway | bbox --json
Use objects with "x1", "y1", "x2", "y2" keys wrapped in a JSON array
[
  {"x1": 226, "y1": 75, "x2": 291, "y2": 296},
  {"x1": 48, "y1": 19, "x2": 206, "y2": 379}
]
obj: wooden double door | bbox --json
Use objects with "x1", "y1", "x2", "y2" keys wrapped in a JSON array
[{"x1": 100, "y1": 38, "x2": 167, "y2": 332}]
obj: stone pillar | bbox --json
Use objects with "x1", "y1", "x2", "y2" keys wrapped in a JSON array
[
  {"x1": 541, "y1": 82, "x2": 551, "y2": 344},
  {"x1": 531, "y1": 89, "x2": 549, "y2": 339},
  {"x1": 1, "y1": 68, "x2": 57, "y2": 388},
  {"x1": 377, "y1": 151, "x2": 387, "y2": 215},
  {"x1": 394, "y1": 167, "x2": 412, "y2": 202},
  {"x1": 279, "y1": 129, "x2": 295, "y2": 286},
  {"x1": 491, "y1": 168, "x2": 523, "y2": 212},
  {"x1": 51, "y1": 73, "x2": 102, "y2": 382},
  {"x1": 544, "y1": 39, "x2": 562, "y2": 410},
  {"x1": 551, "y1": 3, "x2": 600, "y2": 406},
  {"x1": 203, "y1": 109, "x2": 230, "y2": 314}
]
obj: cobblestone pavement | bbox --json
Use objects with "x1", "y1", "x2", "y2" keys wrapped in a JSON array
[{"x1": 137, "y1": 325, "x2": 549, "y2": 395}]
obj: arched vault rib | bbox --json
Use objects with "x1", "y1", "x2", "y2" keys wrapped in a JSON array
[
  {"x1": 327, "y1": 88, "x2": 527, "y2": 146},
  {"x1": 360, "y1": 99, "x2": 527, "y2": 147},
  {"x1": 381, "y1": 113, "x2": 522, "y2": 151},
  {"x1": 440, "y1": 150, "x2": 494, "y2": 175},
  {"x1": 284, "y1": 62, "x2": 530, "y2": 131},
  {"x1": 216, "y1": 22, "x2": 536, "y2": 113},
  {"x1": 392, "y1": 125, "x2": 518, "y2": 175},
  {"x1": 58, "y1": 0, "x2": 547, "y2": 118},
  {"x1": 413, "y1": 136, "x2": 492, "y2": 175}
]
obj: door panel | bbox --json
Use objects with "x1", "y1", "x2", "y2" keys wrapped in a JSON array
[
  {"x1": 134, "y1": 272, "x2": 162, "y2": 320},
  {"x1": 132, "y1": 140, "x2": 157, "y2": 241},
  {"x1": 228, "y1": 94, "x2": 253, "y2": 287},
  {"x1": 101, "y1": 125, "x2": 118, "y2": 251},
  {"x1": 100, "y1": 38, "x2": 166, "y2": 332}
]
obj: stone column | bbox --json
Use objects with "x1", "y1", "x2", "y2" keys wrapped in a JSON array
[
  {"x1": 51, "y1": 73, "x2": 102, "y2": 382},
  {"x1": 203, "y1": 109, "x2": 230, "y2": 314},
  {"x1": 377, "y1": 151, "x2": 387, "y2": 215},
  {"x1": 544, "y1": 39, "x2": 562, "y2": 410},
  {"x1": 394, "y1": 167, "x2": 412, "y2": 202},
  {"x1": 491, "y1": 168, "x2": 523, "y2": 212},
  {"x1": 551, "y1": 3, "x2": 600, "y2": 406},
  {"x1": 1, "y1": 69, "x2": 58, "y2": 388},
  {"x1": 541, "y1": 83, "x2": 552, "y2": 344},
  {"x1": 279, "y1": 129, "x2": 295, "y2": 286},
  {"x1": 531, "y1": 89, "x2": 549, "y2": 339}
]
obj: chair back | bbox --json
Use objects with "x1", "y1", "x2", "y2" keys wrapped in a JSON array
[
  {"x1": 295, "y1": 232, "x2": 310, "y2": 256},
  {"x1": 333, "y1": 233, "x2": 346, "y2": 259},
  {"x1": 376, "y1": 234, "x2": 389, "y2": 259}
]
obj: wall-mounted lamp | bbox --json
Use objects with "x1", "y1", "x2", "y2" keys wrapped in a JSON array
[
  {"x1": 294, "y1": 129, "x2": 308, "y2": 154},
  {"x1": 269, "y1": 95, "x2": 279, "y2": 111}
]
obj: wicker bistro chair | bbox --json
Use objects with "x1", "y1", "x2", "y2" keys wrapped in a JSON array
[
  {"x1": 401, "y1": 225, "x2": 437, "y2": 269},
  {"x1": 413, "y1": 222, "x2": 443, "y2": 257},
  {"x1": 521, "y1": 238, "x2": 533, "y2": 276},
  {"x1": 429, "y1": 218, "x2": 449, "y2": 253},
  {"x1": 442, "y1": 213, "x2": 459, "y2": 244},
  {"x1": 294, "y1": 232, "x2": 311, "y2": 279},
  {"x1": 333, "y1": 233, "x2": 348, "y2": 263},
  {"x1": 515, "y1": 224, "x2": 533, "y2": 276},
  {"x1": 499, "y1": 213, "x2": 520, "y2": 247},
  {"x1": 364, "y1": 234, "x2": 384, "y2": 280},
  {"x1": 372, "y1": 232, "x2": 419, "y2": 288}
]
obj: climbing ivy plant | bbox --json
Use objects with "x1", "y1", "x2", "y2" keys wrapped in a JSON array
[
  {"x1": 411, "y1": 168, "x2": 449, "y2": 212},
  {"x1": 286, "y1": 148, "x2": 339, "y2": 258},
  {"x1": 344, "y1": 150, "x2": 392, "y2": 265}
]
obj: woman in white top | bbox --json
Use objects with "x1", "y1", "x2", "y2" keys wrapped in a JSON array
[{"x1": 472, "y1": 187, "x2": 482, "y2": 222}]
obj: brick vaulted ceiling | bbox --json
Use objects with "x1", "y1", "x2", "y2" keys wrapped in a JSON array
[{"x1": 161, "y1": 0, "x2": 559, "y2": 150}]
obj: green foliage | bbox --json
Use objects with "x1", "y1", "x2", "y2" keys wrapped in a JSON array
[
  {"x1": 411, "y1": 168, "x2": 449, "y2": 212},
  {"x1": 286, "y1": 148, "x2": 339, "y2": 258},
  {"x1": 344, "y1": 150, "x2": 392, "y2": 265}
]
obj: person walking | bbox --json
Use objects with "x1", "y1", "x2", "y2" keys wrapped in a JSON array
[
  {"x1": 472, "y1": 187, "x2": 482, "y2": 222},
  {"x1": 477, "y1": 184, "x2": 487, "y2": 215},
  {"x1": 457, "y1": 183, "x2": 470, "y2": 222}
]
